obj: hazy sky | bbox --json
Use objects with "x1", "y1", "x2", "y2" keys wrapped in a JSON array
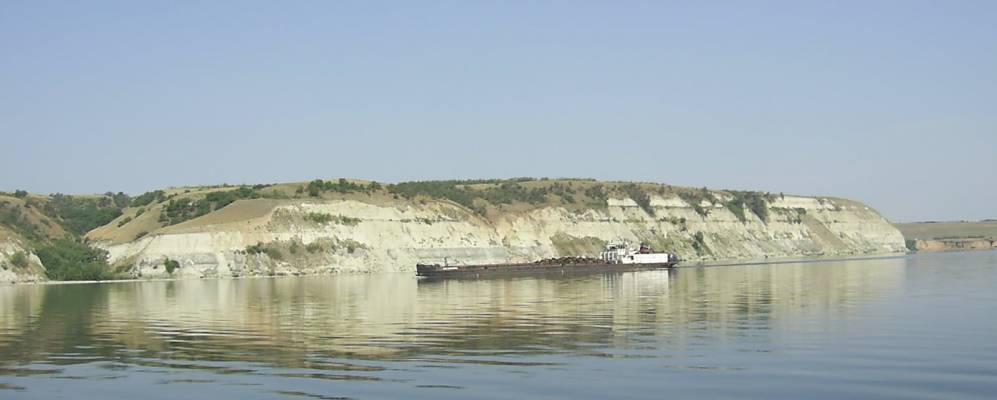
[{"x1": 2, "y1": 1, "x2": 994, "y2": 222}]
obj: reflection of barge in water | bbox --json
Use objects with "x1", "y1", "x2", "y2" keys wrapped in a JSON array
[{"x1": 416, "y1": 241, "x2": 679, "y2": 279}]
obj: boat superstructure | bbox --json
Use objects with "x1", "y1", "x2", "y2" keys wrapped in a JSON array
[{"x1": 600, "y1": 241, "x2": 679, "y2": 265}]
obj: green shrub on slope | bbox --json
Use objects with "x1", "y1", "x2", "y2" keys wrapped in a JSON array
[{"x1": 35, "y1": 239, "x2": 113, "y2": 281}]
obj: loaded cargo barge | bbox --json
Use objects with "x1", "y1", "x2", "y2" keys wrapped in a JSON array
[{"x1": 417, "y1": 241, "x2": 679, "y2": 279}]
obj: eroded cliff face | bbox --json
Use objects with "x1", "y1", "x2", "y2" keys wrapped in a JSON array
[
  {"x1": 0, "y1": 229, "x2": 46, "y2": 284},
  {"x1": 96, "y1": 193, "x2": 906, "y2": 279}
]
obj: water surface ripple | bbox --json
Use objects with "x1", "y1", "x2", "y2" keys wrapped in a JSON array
[{"x1": 1, "y1": 251, "x2": 996, "y2": 399}]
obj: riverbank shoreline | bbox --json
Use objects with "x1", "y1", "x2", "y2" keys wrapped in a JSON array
[
  {"x1": 3, "y1": 250, "x2": 935, "y2": 286},
  {"x1": 687, "y1": 253, "x2": 903, "y2": 268},
  {"x1": 0, "y1": 270, "x2": 396, "y2": 286}
]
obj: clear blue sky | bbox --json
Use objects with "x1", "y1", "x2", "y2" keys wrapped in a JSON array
[{"x1": 2, "y1": 1, "x2": 994, "y2": 222}]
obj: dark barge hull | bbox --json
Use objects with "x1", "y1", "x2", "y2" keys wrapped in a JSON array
[{"x1": 416, "y1": 261, "x2": 676, "y2": 279}]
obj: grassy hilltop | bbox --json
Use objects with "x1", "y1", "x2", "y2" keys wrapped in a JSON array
[{"x1": 1, "y1": 177, "x2": 803, "y2": 281}]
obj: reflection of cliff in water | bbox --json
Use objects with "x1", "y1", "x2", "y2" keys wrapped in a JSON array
[
  {"x1": 0, "y1": 284, "x2": 123, "y2": 366},
  {"x1": 0, "y1": 257, "x2": 906, "y2": 369}
]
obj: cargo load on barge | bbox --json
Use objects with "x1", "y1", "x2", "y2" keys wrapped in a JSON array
[{"x1": 416, "y1": 241, "x2": 679, "y2": 279}]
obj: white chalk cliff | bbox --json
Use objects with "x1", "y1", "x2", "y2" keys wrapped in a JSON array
[{"x1": 95, "y1": 193, "x2": 906, "y2": 279}]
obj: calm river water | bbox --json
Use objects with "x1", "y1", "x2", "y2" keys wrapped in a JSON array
[{"x1": 1, "y1": 251, "x2": 996, "y2": 399}]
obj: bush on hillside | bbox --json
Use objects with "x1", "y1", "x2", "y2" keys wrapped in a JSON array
[
  {"x1": 342, "y1": 239, "x2": 366, "y2": 254},
  {"x1": 678, "y1": 188, "x2": 718, "y2": 217},
  {"x1": 691, "y1": 231, "x2": 708, "y2": 254},
  {"x1": 131, "y1": 190, "x2": 166, "y2": 207},
  {"x1": 163, "y1": 258, "x2": 180, "y2": 274},
  {"x1": 583, "y1": 184, "x2": 608, "y2": 207},
  {"x1": 245, "y1": 243, "x2": 283, "y2": 260},
  {"x1": 306, "y1": 179, "x2": 381, "y2": 197},
  {"x1": 35, "y1": 239, "x2": 113, "y2": 281},
  {"x1": 0, "y1": 202, "x2": 44, "y2": 242},
  {"x1": 10, "y1": 251, "x2": 29, "y2": 268},
  {"x1": 110, "y1": 192, "x2": 131, "y2": 208},
  {"x1": 305, "y1": 242, "x2": 324, "y2": 254},
  {"x1": 44, "y1": 194, "x2": 124, "y2": 236},
  {"x1": 619, "y1": 184, "x2": 654, "y2": 216},
  {"x1": 725, "y1": 191, "x2": 769, "y2": 223},
  {"x1": 387, "y1": 179, "x2": 555, "y2": 213},
  {"x1": 159, "y1": 186, "x2": 262, "y2": 226},
  {"x1": 388, "y1": 181, "x2": 475, "y2": 208},
  {"x1": 304, "y1": 213, "x2": 361, "y2": 226},
  {"x1": 726, "y1": 198, "x2": 747, "y2": 222},
  {"x1": 159, "y1": 185, "x2": 306, "y2": 226}
]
